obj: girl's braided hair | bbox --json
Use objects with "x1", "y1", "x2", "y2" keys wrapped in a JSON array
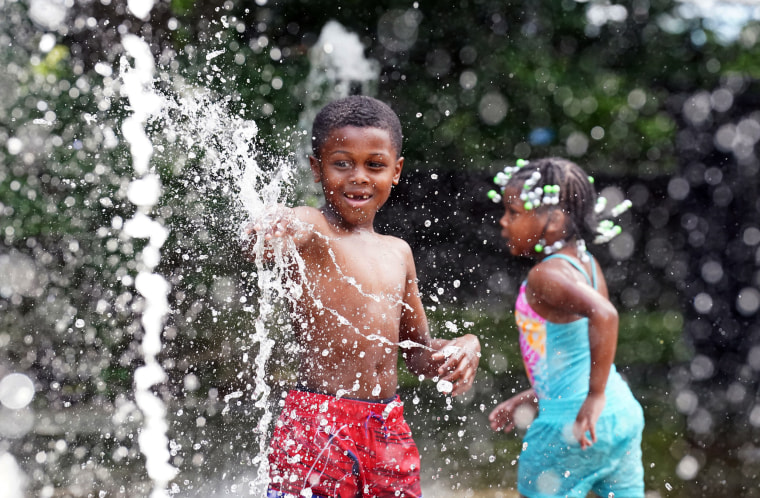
[{"x1": 506, "y1": 157, "x2": 598, "y2": 244}]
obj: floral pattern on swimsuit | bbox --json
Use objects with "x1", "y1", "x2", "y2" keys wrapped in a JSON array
[{"x1": 515, "y1": 281, "x2": 549, "y2": 399}]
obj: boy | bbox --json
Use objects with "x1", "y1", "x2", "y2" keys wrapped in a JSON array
[{"x1": 244, "y1": 95, "x2": 480, "y2": 498}]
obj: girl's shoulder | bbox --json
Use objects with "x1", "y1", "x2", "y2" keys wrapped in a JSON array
[
  {"x1": 527, "y1": 252, "x2": 609, "y2": 304},
  {"x1": 529, "y1": 254, "x2": 584, "y2": 281}
]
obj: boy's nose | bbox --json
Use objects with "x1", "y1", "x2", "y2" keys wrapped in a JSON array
[{"x1": 350, "y1": 167, "x2": 370, "y2": 184}]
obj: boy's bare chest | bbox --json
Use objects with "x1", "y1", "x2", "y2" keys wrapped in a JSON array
[{"x1": 306, "y1": 236, "x2": 407, "y2": 295}]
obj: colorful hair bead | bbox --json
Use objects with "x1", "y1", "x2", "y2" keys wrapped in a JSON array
[
  {"x1": 543, "y1": 184, "x2": 560, "y2": 205},
  {"x1": 611, "y1": 199, "x2": 633, "y2": 217},
  {"x1": 592, "y1": 195, "x2": 632, "y2": 244},
  {"x1": 594, "y1": 197, "x2": 607, "y2": 214},
  {"x1": 488, "y1": 159, "x2": 530, "y2": 203},
  {"x1": 594, "y1": 220, "x2": 623, "y2": 244}
]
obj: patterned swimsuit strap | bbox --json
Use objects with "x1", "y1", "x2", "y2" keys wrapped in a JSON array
[{"x1": 543, "y1": 252, "x2": 597, "y2": 290}]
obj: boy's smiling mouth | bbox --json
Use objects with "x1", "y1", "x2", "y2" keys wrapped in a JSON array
[{"x1": 345, "y1": 192, "x2": 372, "y2": 202}]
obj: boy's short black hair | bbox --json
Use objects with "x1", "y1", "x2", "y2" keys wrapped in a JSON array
[{"x1": 311, "y1": 95, "x2": 403, "y2": 158}]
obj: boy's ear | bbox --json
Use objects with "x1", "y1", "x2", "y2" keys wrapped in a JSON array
[
  {"x1": 392, "y1": 157, "x2": 404, "y2": 185},
  {"x1": 308, "y1": 155, "x2": 321, "y2": 183}
]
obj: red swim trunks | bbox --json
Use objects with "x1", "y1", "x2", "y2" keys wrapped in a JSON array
[{"x1": 267, "y1": 390, "x2": 422, "y2": 498}]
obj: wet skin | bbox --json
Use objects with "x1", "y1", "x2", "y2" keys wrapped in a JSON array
[{"x1": 245, "y1": 125, "x2": 480, "y2": 400}]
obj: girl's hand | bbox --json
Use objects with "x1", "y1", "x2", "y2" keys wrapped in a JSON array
[
  {"x1": 488, "y1": 388, "x2": 536, "y2": 433},
  {"x1": 432, "y1": 334, "x2": 481, "y2": 396},
  {"x1": 573, "y1": 392, "x2": 606, "y2": 449}
]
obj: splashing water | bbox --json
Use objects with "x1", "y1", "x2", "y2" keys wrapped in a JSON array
[
  {"x1": 119, "y1": 30, "x2": 177, "y2": 498},
  {"x1": 141, "y1": 21, "x2": 442, "y2": 495},
  {"x1": 151, "y1": 83, "x2": 303, "y2": 494},
  {"x1": 109, "y1": 18, "x2": 441, "y2": 496}
]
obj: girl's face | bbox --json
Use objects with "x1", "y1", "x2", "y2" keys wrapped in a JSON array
[{"x1": 498, "y1": 186, "x2": 547, "y2": 257}]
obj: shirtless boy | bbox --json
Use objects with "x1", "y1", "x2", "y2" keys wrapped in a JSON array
[{"x1": 244, "y1": 95, "x2": 480, "y2": 498}]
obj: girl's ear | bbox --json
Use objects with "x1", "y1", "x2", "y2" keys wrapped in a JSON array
[
  {"x1": 545, "y1": 210, "x2": 570, "y2": 240},
  {"x1": 309, "y1": 155, "x2": 321, "y2": 183}
]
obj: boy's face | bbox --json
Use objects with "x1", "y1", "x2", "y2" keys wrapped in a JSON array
[{"x1": 310, "y1": 126, "x2": 403, "y2": 228}]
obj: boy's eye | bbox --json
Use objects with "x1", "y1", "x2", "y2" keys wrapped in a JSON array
[
  {"x1": 333, "y1": 160, "x2": 351, "y2": 168},
  {"x1": 368, "y1": 161, "x2": 386, "y2": 169}
]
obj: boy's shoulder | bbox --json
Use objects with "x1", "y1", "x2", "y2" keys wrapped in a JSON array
[
  {"x1": 292, "y1": 205, "x2": 325, "y2": 223},
  {"x1": 375, "y1": 231, "x2": 413, "y2": 254},
  {"x1": 291, "y1": 205, "x2": 333, "y2": 234},
  {"x1": 293, "y1": 206, "x2": 411, "y2": 250}
]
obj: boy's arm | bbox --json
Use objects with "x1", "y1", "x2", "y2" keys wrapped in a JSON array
[{"x1": 399, "y1": 243, "x2": 480, "y2": 396}]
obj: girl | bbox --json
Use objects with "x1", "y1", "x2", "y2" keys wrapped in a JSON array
[{"x1": 487, "y1": 157, "x2": 644, "y2": 498}]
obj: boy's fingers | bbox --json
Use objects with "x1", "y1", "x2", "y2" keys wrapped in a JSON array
[
  {"x1": 438, "y1": 359, "x2": 465, "y2": 380},
  {"x1": 436, "y1": 355, "x2": 457, "y2": 375},
  {"x1": 437, "y1": 346, "x2": 476, "y2": 372}
]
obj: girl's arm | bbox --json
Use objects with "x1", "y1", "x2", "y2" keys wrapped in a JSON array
[
  {"x1": 399, "y1": 243, "x2": 480, "y2": 396},
  {"x1": 527, "y1": 259, "x2": 618, "y2": 448}
]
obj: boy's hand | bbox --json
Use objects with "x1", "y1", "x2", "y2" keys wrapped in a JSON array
[
  {"x1": 573, "y1": 392, "x2": 605, "y2": 449},
  {"x1": 242, "y1": 206, "x2": 295, "y2": 261},
  {"x1": 248, "y1": 206, "x2": 294, "y2": 240},
  {"x1": 432, "y1": 334, "x2": 480, "y2": 396}
]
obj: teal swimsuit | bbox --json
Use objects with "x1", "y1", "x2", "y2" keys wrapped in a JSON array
[{"x1": 515, "y1": 253, "x2": 644, "y2": 498}]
